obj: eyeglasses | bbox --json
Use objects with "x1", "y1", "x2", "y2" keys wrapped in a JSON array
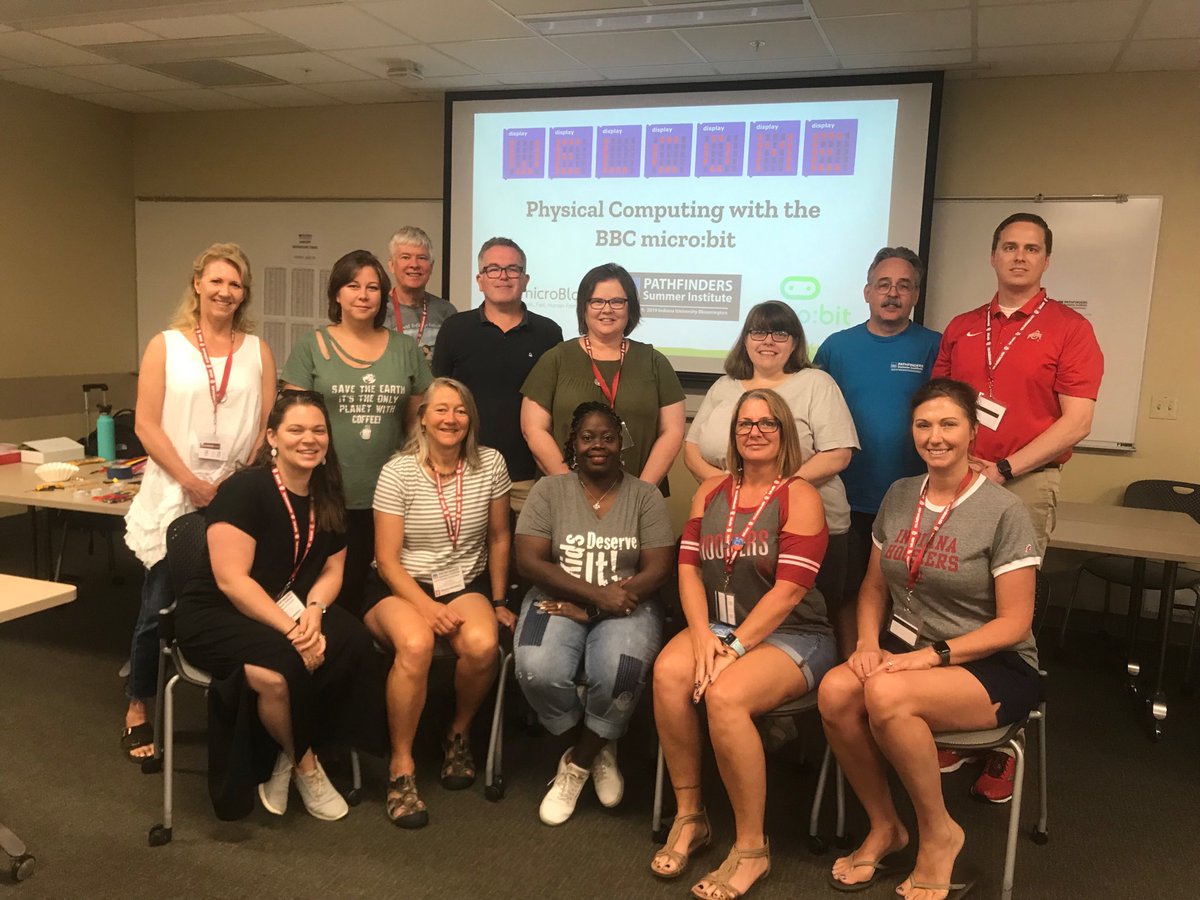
[
  {"x1": 587, "y1": 297, "x2": 628, "y2": 310},
  {"x1": 747, "y1": 330, "x2": 792, "y2": 343},
  {"x1": 735, "y1": 418, "x2": 781, "y2": 435},
  {"x1": 871, "y1": 279, "x2": 916, "y2": 296},
  {"x1": 480, "y1": 264, "x2": 526, "y2": 280}
]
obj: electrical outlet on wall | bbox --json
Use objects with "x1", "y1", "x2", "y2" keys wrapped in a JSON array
[{"x1": 1149, "y1": 394, "x2": 1178, "y2": 420}]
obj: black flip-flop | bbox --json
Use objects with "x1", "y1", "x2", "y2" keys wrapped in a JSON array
[
  {"x1": 829, "y1": 851, "x2": 909, "y2": 893},
  {"x1": 120, "y1": 722, "x2": 154, "y2": 764}
]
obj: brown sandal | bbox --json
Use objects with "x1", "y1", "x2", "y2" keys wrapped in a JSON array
[
  {"x1": 651, "y1": 808, "x2": 712, "y2": 879},
  {"x1": 386, "y1": 774, "x2": 429, "y2": 829},
  {"x1": 691, "y1": 840, "x2": 771, "y2": 900},
  {"x1": 440, "y1": 732, "x2": 476, "y2": 790}
]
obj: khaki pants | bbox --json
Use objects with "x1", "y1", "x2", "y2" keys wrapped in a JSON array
[
  {"x1": 509, "y1": 479, "x2": 535, "y2": 515},
  {"x1": 1004, "y1": 467, "x2": 1062, "y2": 561}
]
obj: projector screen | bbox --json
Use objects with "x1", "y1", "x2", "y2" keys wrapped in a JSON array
[{"x1": 446, "y1": 74, "x2": 941, "y2": 378}]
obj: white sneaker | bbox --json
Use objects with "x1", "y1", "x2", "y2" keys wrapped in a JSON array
[
  {"x1": 539, "y1": 750, "x2": 590, "y2": 826},
  {"x1": 257, "y1": 751, "x2": 292, "y2": 816},
  {"x1": 293, "y1": 758, "x2": 349, "y2": 821},
  {"x1": 590, "y1": 741, "x2": 624, "y2": 808}
]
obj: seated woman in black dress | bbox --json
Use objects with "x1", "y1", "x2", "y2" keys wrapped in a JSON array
[{"x1": 177, "y1": 390, "x2": 374, "y2": 821}]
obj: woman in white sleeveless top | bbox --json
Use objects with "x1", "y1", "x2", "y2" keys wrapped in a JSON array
[{"x1": 120, "y1": 243, "x2": 276, "y2": 763}]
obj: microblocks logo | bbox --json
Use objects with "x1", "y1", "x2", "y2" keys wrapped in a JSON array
[{"x1": 780, "y1": 275, "x2": 821, "y2": 301}]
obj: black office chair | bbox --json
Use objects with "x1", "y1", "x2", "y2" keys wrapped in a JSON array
[
  {"x1": 1058, "y1": 480, "x2": 1200, "y2": 683},
  {"x1": 810, "y1": 572, "x2": 1051, "y2": 900},
  {"x1": 145, "y1": 512, "x2": 362, "y2": 846}
]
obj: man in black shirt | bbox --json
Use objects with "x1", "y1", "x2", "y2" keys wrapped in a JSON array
[{"x1": 432, "y1": 237, "x2": 562, "y2": 512}]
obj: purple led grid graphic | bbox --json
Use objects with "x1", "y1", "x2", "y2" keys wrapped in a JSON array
[
  {"x1": 696, "y1": 122, "x2": 746, "y2": 177},
  {"x1": 550, "y1": 126, "x2": 593, "y2": 179},
  {"x1": 596, "y1": 125, "x2": 641, "y2": 178},
  {"x1": 802, "y1": 119, "x2": 858, "y2": 176},
  {"x1": 645, "y1": 124, "x2": 692, "y2": 178},
  {"x1": 503, "y1": 128, "x2": 545, "y2": 179},
  {"x1": 748, "y1": 121, "x2": 801, "y2": 176}
]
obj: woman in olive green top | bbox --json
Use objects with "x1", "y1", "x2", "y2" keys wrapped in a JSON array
[
  {"x1": 520, "y1": 263, "x2": 686, "y2": 492},
  {"x1": 281, "y1": 249, "x2": 432, "y2": 614}
]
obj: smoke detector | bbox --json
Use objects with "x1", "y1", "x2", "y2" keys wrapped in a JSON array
[{"x1": 386, "y1": 60, "x2": 425, "y2": 80}]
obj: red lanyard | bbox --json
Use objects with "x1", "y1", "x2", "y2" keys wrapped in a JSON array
[
  {"x1": 723, "y1": 476, "x2": 784, "y2": 576},
  {"x1": 984, "y1": 291, "x2": 1047, "y2": 397},
  {"x1": 903, "y1": 469, "x2": 975, "y2": 592},
  {"x1": 392, "y1": 292, "x2": 429, "y2": 345},
  {"x1": 434, "y1": 459, "x2": 465, "y2": 550},
  {"x1": 194, "y1": 327, "x2": 233, "y2": 414},
  {"x1": 272, "y1": 465, "x2": 316, "y2": 585},
  {"x1": 583, "y1": 337, "x2": 626, "y2": 409}
]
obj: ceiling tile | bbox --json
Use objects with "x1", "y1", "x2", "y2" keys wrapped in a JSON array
[
  {"x1": 838, "y1": 47, "x2": 973, "y2": 70},
  {"x1": 1117, "y1": 38, "x2": 1200, "y2": 71},
  {"x1": 495, "y1": 68, "x2": 604, "y2": 85},
  {"x1": 820, "y1": 9, "x2": 971, "y2": 54},
  {"x1": 131, "y1": 14, "x2": 267, "y2": 40},
  {"x1": 57, "y1": 63, "x2": 192, "y2": 91},
  {"x1": 326, "y1": 44, "x2": 475, "y2": 78},
  {"x1": 677, "y1": 20, "x2": 828, "y2": 61},
  {"x1": 302, "y1": 79, "x2": 426, "y2": 103},
  {"x1": 81, "y1": 92, "x2": 183, "y2": 113},
  {"x1": 219, "y1": 83, "x2": 340, "y2": 107},
  {"x1": 713, "y1": 56, "x2": 838, "y2": 76},
  {"x1": 359, "y1": 0, "x2": 532, "y2": 42},
  {"x1": 496, "y1": 0, "x2": 645, "y2": 12},
  {"x1": 978, "y1": 1, "x2": 1141, "y2": 47},
  {"x1": 549, "y1": 30, "x2": 700, "y2": 67},
  {"x1": 420, "y1": 73, "x2": 503, "y2": 89},
  {"x1": 240, "y1": 3, "x2": 414, "y2": 50},
  {"x1": 596, "y1": 62, "x2": 719, "y2": 81},
  {"x1": 978, "y1": 41, "x2": 1122, "y2": 76},
  {"x1": 0, "y1": 54, "x2": 24, "y2": 70},
  {"x1": 1135, "y1": 0, "x2": 1200, "y2": 40},
  {"x1": 435, "y1": 36, "x2": 584, "y2": 73},
  {"x1": 231, "y1": 51, "x2": 376, "y2": 83},
  {"x1": 0, "y1": 66, "x2": 111, "y2": 94},
  {"x1": 0, "y1": 32, "x2": 114, "y2": 66},
  {"x1": 35, "y1": 23, "x2": 160, "y2": 46},
  {"x1": 811, "y1": 0, "x2": 967, "y2": 13},
  {"x1": 139, "y1": 88, "x2": 263, "y2": 110}
]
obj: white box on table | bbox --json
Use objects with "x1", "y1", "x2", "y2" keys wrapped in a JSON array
[{"x1": 20, "y1": 437, "x2": 84, "y2": 464}]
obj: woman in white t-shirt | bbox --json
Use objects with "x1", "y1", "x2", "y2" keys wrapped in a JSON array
[{"x1": 365, "y1": 377, "x2": 512, "y2": 828}]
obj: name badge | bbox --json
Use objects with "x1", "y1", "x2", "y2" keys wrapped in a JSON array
[
  {"x1": 431, "y1": 565, "x2": 466, "y2": 597},
  {"x1": 887, "y1": 608, "x2": 923, "y2": 648},
  {"x1": 976, "y1": 393, "x2": 1007, "y2": 432},
  {"x1": 276, "y1": 589, "x2": 305, "y2": 621},
  {"x1": 196, "y1": 432, "x2": 230, "y2": 462},
  {"x1": 715, "y1": 591, "x2": 738, "y2": 626}
]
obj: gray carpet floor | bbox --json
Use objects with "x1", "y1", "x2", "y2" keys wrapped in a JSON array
[{"x1": 2, "y1": 512, "x2": 1200, "y2": 899}]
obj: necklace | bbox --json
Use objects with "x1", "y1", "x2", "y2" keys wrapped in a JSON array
[{"x1": 579, "y1": 474, "x2": 620, "y2": 511}]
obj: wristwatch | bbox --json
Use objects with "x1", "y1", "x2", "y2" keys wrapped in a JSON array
[
  {"x1": 996, "y1": 458, "x2": 1014, "y2": 483},
  {"x1": 932, "y1": 640, "x2": 952, "y2": 667},
  {"x1": 721, "y1": 631, "x2": 748, "y2": 658},
  {"x1": 490, "y1": 598, "x2": 508, "y2": 609},
  {"x1": 306, "y1": 599, "x2": 327, "y2": 615}
]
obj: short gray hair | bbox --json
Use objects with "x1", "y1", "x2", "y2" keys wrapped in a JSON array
[
  {"x1": 866, "y1": 246, "x2": 924, "y2": 288},
  {"x1": 388, "y1": 226, "x2": 433, "y2": 258}
]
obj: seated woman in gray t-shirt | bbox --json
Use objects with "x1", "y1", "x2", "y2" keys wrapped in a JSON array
[
  {"x1": 819, "y1": 378, "x2": 1041, "y2": 897},
  {"x1": 514, "y1": 402, "x2": 675, "y2": 828}
]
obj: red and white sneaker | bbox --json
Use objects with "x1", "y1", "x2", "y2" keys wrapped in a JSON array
[
  {"x1": 971, "y1": 750, "x2": 1016, "y2": 803},
  {"x1": 937, "y1": 749, "x2": 979, "y2": 773}
]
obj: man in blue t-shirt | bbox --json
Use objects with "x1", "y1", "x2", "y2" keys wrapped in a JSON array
[{"x1": 813, "y1": 246, "x2": 940, "y2": 654}]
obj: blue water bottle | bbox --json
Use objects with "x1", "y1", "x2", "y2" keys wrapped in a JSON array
[{"x1": 96, "y1": 404, "x2": 116, "y2": 460}]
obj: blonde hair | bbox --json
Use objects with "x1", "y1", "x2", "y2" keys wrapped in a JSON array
[
  {"x1": 170, "y1": 242, "x2": 255, "y2": 333},
  {"x1": 402, "y1": 377, "x2": 482, "y2": 471},
  {"x1": 725, "y1": 388, "x2": 804, "y2": 477}
]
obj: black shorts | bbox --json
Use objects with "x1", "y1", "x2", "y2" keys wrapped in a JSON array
[{"x1": 360, "y1": 568, "x2": 491, "y2": 618}]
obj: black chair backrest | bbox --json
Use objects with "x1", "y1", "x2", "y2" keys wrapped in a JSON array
[
  {"x1": 165, "y1": 512, "x2": 211, "y2": 599},
  {"x1": 1033, "y1": 570, "x2": 1050, "y2": 637},
  {"x1": 1123, "y1": 480, "x2": 1200, "y2": 525}
]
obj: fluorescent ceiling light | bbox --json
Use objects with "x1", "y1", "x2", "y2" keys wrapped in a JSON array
[{"x1": 522, "y1": 1, "x2": 811, "y2": 36}]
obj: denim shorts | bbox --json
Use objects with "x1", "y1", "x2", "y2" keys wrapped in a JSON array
[{"x1": 709, "y1": 622, "x2": 838, "y2": 692}]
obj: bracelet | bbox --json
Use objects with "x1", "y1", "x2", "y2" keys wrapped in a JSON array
[
  {"x1": 285, "y1": 623, "x2": 299, "y2": 637},
  {"x1": 307, "y1": 599, "x2": 327, "y2": 615}
]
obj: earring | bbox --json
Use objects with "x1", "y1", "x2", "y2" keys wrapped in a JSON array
[{"x1": 270, "y1": 447, "x2": 277, "y2": 458}]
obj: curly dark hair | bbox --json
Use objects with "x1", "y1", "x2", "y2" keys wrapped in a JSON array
[{"x1": 562, "y1": 401, "x2": 623, "y2": 470}]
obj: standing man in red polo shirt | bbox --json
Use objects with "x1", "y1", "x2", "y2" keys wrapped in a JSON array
[{"x1": 933, "y1": 211, "x2": 1103, "y2": 801}]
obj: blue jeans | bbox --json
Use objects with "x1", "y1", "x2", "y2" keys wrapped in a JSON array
[
  {"x1": 127, "y1": 560, "x2": 172, "y2": 701},
  {"x1": 514, "y1": 588, "x2": 662, "y2": 741}
]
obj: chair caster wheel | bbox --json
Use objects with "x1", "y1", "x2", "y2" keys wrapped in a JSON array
[
  {"x1": 835, "y1": 832, "x2": 855, "y2": 849},
  {"x1": 140, "y1": 757, "x2": 163, "y2": 775},
  {"x1": 148, "y1": 825, "x2": 172, "y2": 847},
  {"x1": 345, "y1": 789, "x2": 362, "y2": 807},
  {"x1": 1030, "y1": 827, "x2": 1049, "y2": 845},
  {"x1": 808, "y1": 835, "x2": 827, "y2": 855},
  {"x1": 651, "y1": 827, "x2": 667, "y2": 843},
  {"x1": 484, "y1": 779, "x2": 505, "y2": 802},
  {"x1": 11, "y1": 854, "x2": 35, "y2": 882}
]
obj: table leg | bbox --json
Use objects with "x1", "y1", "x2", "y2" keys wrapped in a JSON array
[
  {"x1": 1146, "y1": 561, "x2": 1179, "y2": 741},
  {"x1": 1125, "y1": 557, "x2": 1147, "y2": 694},
  {"x1": 26, "y1": 507, "x2": 42, "y2": 580}
]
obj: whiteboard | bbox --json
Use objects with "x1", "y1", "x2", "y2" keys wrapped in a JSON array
[
  {"x1": 925, "y1": 197, "x2": 1162, "y2": 451},
  {"x1": 135, "y1": 199, "x2": 443, "y2": 367}
]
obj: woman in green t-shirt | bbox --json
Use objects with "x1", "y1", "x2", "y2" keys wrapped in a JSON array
[
  {"x1": 520, "y1": 262, "x2": 686, "y2": 494},
  {"x1": 281, "y1": 249, "x2": 432, "y2": 615}
]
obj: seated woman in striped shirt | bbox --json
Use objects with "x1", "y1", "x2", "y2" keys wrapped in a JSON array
[{"x1": 364, "y1": 377, "x2": 514, "y2": 828}]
